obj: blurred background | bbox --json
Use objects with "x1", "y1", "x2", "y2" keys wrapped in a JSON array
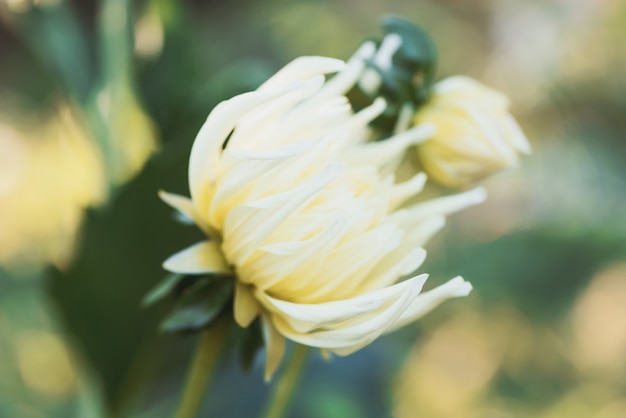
[{"x1": 1, "y1": 0, "x2": 625, "y2": 417}]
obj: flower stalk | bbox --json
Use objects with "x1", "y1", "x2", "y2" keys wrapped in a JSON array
[
  {"x1": 173, "y1": 316, "x2": 230, "y2": 418},
  {"x1": 262, "y1": 344, "x2": 309, "y2": 418}
]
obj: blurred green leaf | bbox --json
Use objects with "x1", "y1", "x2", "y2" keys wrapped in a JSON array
[
  {"x1": 141, "y1": 273, "x2": 183, "y2": 307},
  {"x1": 12, "y1": 2, "x2": 94, "y2": 103},
  {"x1": 160, "y1": 277, "x2": 233, "y2": 333}
]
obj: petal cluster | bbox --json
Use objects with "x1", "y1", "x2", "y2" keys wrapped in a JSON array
[
  {"x1": 414, "y1": 76, "x2": 531, "y2": 188},
  {"x1": 162, "y1": 55, "x2": 486, "y2": 379}
]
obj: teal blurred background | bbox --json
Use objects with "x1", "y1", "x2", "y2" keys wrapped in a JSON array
[{"x1": 1, "y1": 0, "x2": 625, "y2": 417}]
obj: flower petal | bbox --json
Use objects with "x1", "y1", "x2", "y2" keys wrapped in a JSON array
[
  {"x1": 158, "y1": 190, "x2": 219, "y2": 238},
  {"x1": 262, "y1": 313, "x2": 286, "y2": 382},
  {"x1": 286, "y1": 223, "x2": 403, "y2": 302},
  {"x1": 234, "y1": 282, "x2": 261, "y2": 328},
  {"x1": 222, "y1": 162, "x2": 342, "y2": 264},
  {"x1": 332, "y1": 98, "x2": 387, "y2": 151},
  {"x1": 402, "y1": 215, "x2": 447, "y2": 248},
  {"x1": 345, "y1": 123, "x2": 435, "y2": 168},
  {"x1": 387, "y1": 172, "x2": 428, "y2": 210},
  {"x1": 162, "y1": 241, "x2": 231, "y2": 275},
  {"x1": 257, "y1": 284, "x2": 389, "y2": 334},
  {"x1": 402, "y1": 187, "x2": 487, "y2": 220},
  {"x1": 387, "y1": 276, "x2": 473, "y2": 333},
  {"x1": 258, "y1": 56, "x2": 345, "y2": 92},
  {"x1": 159, "y1": 190, "x2": 196, "y2": 221},
  {"x1": 267, "y1": 274, "x2": 428, "y2": 350},
  {"x1": 209, "y1": 142, "x2": 312, "y2": 227},
  {"x1": 503, "y1": 113, "x2": 532, "y2": 154},
  {"x1": 298, "y1": 42, "x2": 374, "y2": 109},
  {"x1": 356, "y1": 247, "x2": 427, "y2": 293},
  {"x1": 188, "y1": 86, "x2": 299, "y2": 210},
  {"x1": 228, "y1": 76, "x2": 326, "y2": 151}
]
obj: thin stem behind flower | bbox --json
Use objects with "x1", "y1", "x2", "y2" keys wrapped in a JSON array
[
  {"x1": 173, "y1": 316, "x2": 230, "y2": 418},
  {"x1": 262, "y1": 344, "x2": 309, "y2": 418}
]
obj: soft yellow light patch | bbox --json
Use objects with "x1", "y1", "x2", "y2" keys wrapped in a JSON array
[{"x1": 16, "y1": 330, "x2": 77, "y2": 399}]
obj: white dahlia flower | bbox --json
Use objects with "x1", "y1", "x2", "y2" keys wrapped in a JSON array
[
  {"x1": 160, "y1": 53, "x2": 486, "y2": 380},
  {"x1": 413, "y1": 76, "x2": 531, "y2": 188}
]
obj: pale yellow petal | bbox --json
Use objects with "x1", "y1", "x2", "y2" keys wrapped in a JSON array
[
  {"x1": 209, "y1": 142, "x2": 311, "y2": 227},
  {"x1": 402, "y1": 187, "x2": 487, "y2": 220},
  {"x1": 228, "y1": 76, "x2": 325, "y2": 151},
  {"x1": 356, "y1": 247, "x2": 427, "y2": 293},
  {"x1": 402, "y1": 215, "x2": 447, "y2": 248},
  {"x1": 461, "y1": 104, "x2": 518, "y2": 165},
  {"x1": 298, "y1": 42, "x2": 373, "y2": 109},
  {"x1": 332, "y1": 98, "x2": 387, "y2": 150},
  {"x1": 269, "y1": 275, "x2": 428, "y2": 350},
  {"x1": 188, "y1": 86, "x2": 298, "y2": 209},
  {"x1": 158, "y1": 190, "x2": 196, "y2": 220},
  {"x1": 258, "y1": 56, "x2": 345, "y2": 92},
  {"x1": 222, "y1": 163, "x2": 342, "y2": 264},
  {"x1": 387, "y1": 276, "x2": 472, "y2": 332},
  {"x1": 345, "y1": 124, "x2": 435, "y2": 168},
  {"x1": 388, "y1": 172, "x2": 428, "y2": 210},
  {"x1": 158, "y1": 190, "x2": 220, "y2": 238},
  {"x1": 234, "y1": 282, "x2": 261, "y2": 328},
  {"x1": 245, "y1": 218, "x2": 347, "y2": 291},
  {"x1": 262, "y1": 314, "x2": 286, "y2": 382},
  {"x1": 162, "y1": 241, "x2": 230, "y2": 275},
  {"x1": 503, "y1": 113, "x2": 532, "y2": 154},
  {"x1": 286, "y1": 224, "x2": 403, "y2": 302}
]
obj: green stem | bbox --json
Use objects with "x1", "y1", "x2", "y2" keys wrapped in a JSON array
[
  {"x1": 173, "y1": 317, "x2": 230, "y2": 418},
  {"x1": 262, "y1": 344, "x2": 309, "y2": 418}
]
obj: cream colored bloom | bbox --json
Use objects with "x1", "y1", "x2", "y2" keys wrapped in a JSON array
[
  {"x1": 413, "y1": 76, "x2": 531, "y2": 188},
  {"x1": 161, "y1": 54, "x2": 487, "y2": 380}
]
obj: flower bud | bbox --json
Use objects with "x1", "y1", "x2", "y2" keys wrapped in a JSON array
[{"x1": 413, "y1": 76, "x2": 531, "y2": 188}]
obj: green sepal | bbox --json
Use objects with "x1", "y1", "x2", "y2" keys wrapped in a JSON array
[
  {"x1": 172, "y1": 210, "x2": 195, "y2": 226},
  {"x1": 141, "y1": 273, "x2": 185, "y2": 307},
  {"x1": 380, "y1": 15, "x2": 438, "y2": 105},
  {"x1": 348, "y1": 16, "x2": 438, "y2": 135},
  {"x1": 160, "y1": 276, "x2": 234, "y2": 333},
  {"x1": 238, "y1": 319, "x2": 264, "y2": 373}
]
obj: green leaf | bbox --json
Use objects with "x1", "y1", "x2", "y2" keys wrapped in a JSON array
[
  {"x1": 160, "y1": 277, "x2": 234, "y2": 333},
  {"x1": 141, "y1": 273, "x2": 185, "y2": 307},
  {"x1": 12, "y1": 1, "x2": 94, "y2": 103}
]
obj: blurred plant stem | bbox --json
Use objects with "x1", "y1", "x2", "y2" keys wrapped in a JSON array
[
  {"x1": 262, "y1": 344, "x2": 309, "y2": 418},
  {"x1": 173, "y1": 316, "x2": 230, "y2": 418}
]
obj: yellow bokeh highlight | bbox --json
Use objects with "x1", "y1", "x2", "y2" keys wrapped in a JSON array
[
  {"x1": 15, "y1": 330, "x2": 77, "y2": 399},
  {"x1": 134, "y1": 7, "x2": 164, "y2": 59},
  {"x1": 0, "y1": 81, "x2": 156, "y2": 272},
  {"x1": 395, "y1": 262, "x2": 626, "y2": 417},
  {"x1": 0, "y1": 105, "x2": 106, "y2": 270},
  {"x1": 394, "y1": 308, "x2": 532, "y2": 418},
  {"x1": 569, "y1": 262, "x2": 626, "y2": 375}
]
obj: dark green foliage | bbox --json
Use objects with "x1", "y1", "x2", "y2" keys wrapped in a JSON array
[
  {"x1": 153, "y1": 275, "x2": 234, "y2": 333},
  {"x1": 238, "y1": 319, "x2": 264, "y2": 373},
  {"x1": 142, "y1": 273, "x2": 185, "y2": 307},
  {"x1": 379, "y1": 15, "x2": 437, "y2": 106},
  {"x1": 348, "y1": 16, "x2": 438, "y2": 135}
]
